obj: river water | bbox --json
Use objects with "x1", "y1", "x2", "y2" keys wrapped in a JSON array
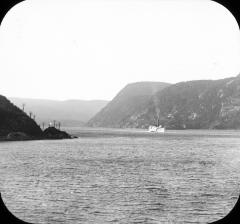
[{"x1": 0, "y1": 128, "x2": 240, "y2": 223}]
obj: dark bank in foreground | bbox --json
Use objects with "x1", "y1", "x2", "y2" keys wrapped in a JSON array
[
  {"x1": 0, "y1": 126, "x2": 76, "y2": 141},
  {"x1": 0, "y1": 95, "x2": 75, "y2": 141}
]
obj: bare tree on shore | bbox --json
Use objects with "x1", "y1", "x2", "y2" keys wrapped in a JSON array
[{"x1": 22, "y1": 103, "x2": 25, "y2": 112}]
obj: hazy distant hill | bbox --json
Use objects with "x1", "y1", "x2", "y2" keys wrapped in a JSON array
[
  {"x1": 0, "y1": 95, "x2": 42, "y2": 137},
  {"x1": 87, "y1": 82, "x2": 170, "y2": 127},
  {"x1": 87, "y1": 75, "x2": 240, "y2": 129},
  {"x1": 9, "y1": 98, "x2": 108, "y2": 127}
]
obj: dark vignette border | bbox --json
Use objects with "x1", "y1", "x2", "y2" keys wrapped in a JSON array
[{"x1": 0, "y1": 0, "x2": 239, "y2": 223}]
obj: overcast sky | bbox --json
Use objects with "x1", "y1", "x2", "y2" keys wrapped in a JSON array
[{"x1": 0, "y1": 0, "x2": 240, "y2": 100}]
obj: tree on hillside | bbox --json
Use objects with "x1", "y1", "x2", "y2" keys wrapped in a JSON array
[{"x1": 22, "y1": 103, "x2": 25, "y2": 112}]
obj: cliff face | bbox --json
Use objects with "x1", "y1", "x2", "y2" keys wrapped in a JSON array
[
  {"x1": 87, "y1": 75, "x2": 240, "y2": 129},
  {"x1": 0, "y1": 95, "x2": 42, "y2": 137},
  {"x1": 87, "y1": 82, "x2": 170, "y2": 128},
  {"x1": 147, "y1": 76, "x2": 240, "y2": 129}
]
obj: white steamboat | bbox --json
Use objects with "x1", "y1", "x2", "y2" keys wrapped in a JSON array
[{"x1": 148, "y1": 118, "x2": 165, "y2": 133}]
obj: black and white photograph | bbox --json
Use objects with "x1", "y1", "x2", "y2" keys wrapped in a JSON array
[{"x1": 0, "y1": 0, "x2": 240, "y2": 223}]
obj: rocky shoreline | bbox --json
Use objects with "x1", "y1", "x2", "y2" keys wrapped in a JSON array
[{"x1": 0, "y1": 127, "x2": 77, "y2": 142}]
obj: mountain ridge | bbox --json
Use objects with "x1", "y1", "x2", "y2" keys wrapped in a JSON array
[
  {"x1": 87, "y1": 76, "x2": 240, "y2": 129},
  {"x1": 87, "y1": 81, "x2": 171, "y2": 127}
]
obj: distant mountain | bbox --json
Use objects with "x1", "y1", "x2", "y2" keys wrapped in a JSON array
[
  {"x1": 135, "y1": 76, "x2": 240, "y2": 129},
  {"x1": 0, "y1": 95, "x2": 42, "y2": 137},
  {"x1": 87, "y1": 76, "x2": 240, "y2": 129},
  {"x1": 87, "y1": 82, "x2": 171, "y2": 128},
  {"x1": 9, "y1": 98, "x2": 109, "y2": 127}
]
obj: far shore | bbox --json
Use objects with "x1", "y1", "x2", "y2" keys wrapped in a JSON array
[{"x1": 2, "y1": 127, "x2": 240, "y2": 142}]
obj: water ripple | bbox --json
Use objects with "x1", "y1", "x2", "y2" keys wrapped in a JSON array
[{"x1": 0, "y1": 129, "x2": 240, "y2": 223}]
